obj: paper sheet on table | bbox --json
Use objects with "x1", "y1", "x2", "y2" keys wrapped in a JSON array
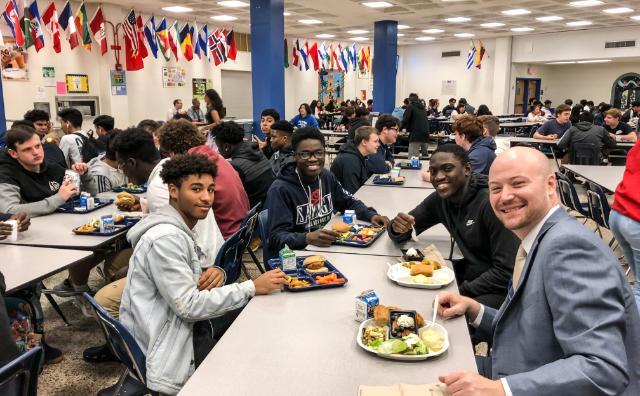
[{"x1": 358, "y1": 383, "x2": 449, "y2": 396}]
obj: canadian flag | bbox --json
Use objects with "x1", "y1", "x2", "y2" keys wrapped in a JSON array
[{"x1": 41, "y1": 1, "x2": 60, "y2": 53}]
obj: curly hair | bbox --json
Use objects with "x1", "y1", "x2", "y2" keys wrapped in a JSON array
[
  {"x1": 112, "y1": 128, "x2": 160, "y2": 163},
  {"x1": 211, "y1": 121, "x2": 244, "y2": 144},
  {"x1": 452, "y1": 115, "x2": 483, "y2": 143},
  {"x1": 291, "y1": 127, "x2": 325, "y2": 150},
  {"x1": 158, "y1": 119, "x2": 205, "y2": 154},
  {"x1": 24, "y1": 109, "x2": 50, "y2": 123},
  {"x1": 160, "y1": 153, "x2": 217, "y2": 187}
]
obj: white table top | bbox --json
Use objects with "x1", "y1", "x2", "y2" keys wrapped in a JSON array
[
  {"x1": 365, "y1": 166, "x2": 435, "y2": 189},
  {"x1": 500, "y1": 122, "x2": 541, "y2": 128},
  {"x1": 508, "y1": 137, "x2": 558, "y2": 145},
  {"x1": 178, "y1": 252, "x2": 477, "y2": 396},
  {"x1": 0, "y1": 244, "x2": 93, "y2": 293},
  {"x1": 562, "y1": 165, "x2": 625, "y2": 192}
]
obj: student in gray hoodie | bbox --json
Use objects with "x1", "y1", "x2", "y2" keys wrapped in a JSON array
[
  {"x1": 70, "y1": 131, "x2": 128, "y2": 195},
  {"x1": 120, "y1": 154, "x2": 287, "y2": 395}
]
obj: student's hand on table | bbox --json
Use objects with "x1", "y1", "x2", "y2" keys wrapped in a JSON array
[
  {"x1": 437, "y1": 291, "x2": 481, "y2": 322},
  {"x1": 390, "y1": 213, "x2": 415, "y2": 234},
  {"x1": 0, "y1": 222, "x2": 11, "y2": 240},
  {"x1": 371, "y1": 215, "x2": 390, "y2": 227},
  {"x1": 71, "y1": 163, "x2": 89, "y2": 175},
  {"x1": 10, "y1": 212, "x2": 30, "y2": 232},
  {"x1": 439, "y1": 371, "x2": 505, "y2": 396},
  {"x1": 116, "y1": 194, "x2": 141, "y2": 212},
  {"x1": 385, "y1": 161, "x2": 394, "y2": 170},
  {"x1": 306, "y1": 229, "x2": 340, "y2": 247},
  {"x1": 57, "y1": 179, "x2": 78, "y2": 200},
  {"x1": 421, "y1": 169, "x2": 431, "y2": 182},
  {"x1": 198, "y1": 267, "x2": 225, "y2": 290},
  {"x1": 253, "y1": 269, "x2": 288, "y2": 295},
  {"x1": 547, "y1": 134, "x2": 558, "y2": 140}
]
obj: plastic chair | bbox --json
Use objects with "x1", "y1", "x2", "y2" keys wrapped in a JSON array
[
  {"x1": 240, "y1": 203, "x2": 265, "y2": 275},
  {"x1": 0, "y1": 346, "x2": 42, "y2": 396},
  {"x1": 555, "y1": 172, "x2": 590, "y2": 221},
  {"x1": 215, "y1": 221, "x2": 261, "y2": 283},
  {"x1": 257, "y1": 209, "x2": 270, "y2": 264},
  {"x1": 570, "y1": 142, "x2": 599, "y2": 165},
  {"x1": 585, "y1": 182, "x2": 617, "y2": 244},
  {"x1": 83, "y1": 293, "x2": 149, "y2": 394}
]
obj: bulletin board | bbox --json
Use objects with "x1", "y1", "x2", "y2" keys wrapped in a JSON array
[
  {"x1": 163, "y1": 67, "x2": 186, "y2": 87},
  {"x1": 65, "y1": 74, "x2": 90, "y2": 93}
]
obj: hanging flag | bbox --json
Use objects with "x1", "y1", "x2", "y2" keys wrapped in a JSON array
[
  {"x1": 283, "y1": 38, "x2": 289, "y2": 68},
  {"x1": 26, "y1": 0, "x2": 45, "y2": 51},
  {"x1": 2, "y1": 0, "x2": 24, "y2": 46},
  {"x1": 339, "y1": 44, "x2": 349, "y2": 72},
  {"x1": 135, "y1": 15, "x2": 148, "y2": 58},
  {"x1": 319, "y1": 42, "x2": 329, "y2": 70},
  {"x1": 292, "y1": 39, "x2": 300, "y2": 68},
  {"x1": 89, "y1": 6, "x2": 106, "y2": 55},
  {"x1": 155, "y1": 17, "x2": 170, "y2": 61},
  {"x1": 168, "y1": 21, "x2": 180, "y2": 61},
  {"x1": 466, "y1": 40, "x2": 477, "y2": 70},
  {"x1": 330, "y1": 43, "x2": 337, "y2": 70},
  {"x1": 144, "y1": 16, "x2": 158, "y2": 59},
  {"x1": 208, "y1": 29, "x2": 227, "y2": 65},
  {"x1": 73, "y1": 2, "x2": 91, "y2": 50},
  {"x1": 57, "y1": 1, "x2": 77, "y2": 49},
  {"x1": 123, "y1": 9, "x2": 142, "y2": 70},
  {"x1": 308, "y1": 41, "x2": 319, "y2": 71},
  {"x1": 41, "y1": 1, "x2": 60, "y2": 53},
  {"x1": 350, "y1": 43, "x2": 357, "y2": 71},
  {"x1": 225, "y1": 29, "x2": 236, "y2": 60},
  {"x1": 299, "y1": 40, "x2": 309, "y2": 71},
  {"x1": 195, "y1": 24, "x2": 208, "y2": 60},
  {"x1": 179, "y1": 23, "x2": 193, "y2": 61},
  {"x1": 193, "y1": 22, "x2": 201, "y2": 59},
  {"x1": 474, "y1": 40, "x2": 486, "y2": 69}
]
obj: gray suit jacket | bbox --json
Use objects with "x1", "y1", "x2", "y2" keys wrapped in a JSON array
[{"x1": 476, "y1": 209, "x2": 640, "y2": 395}]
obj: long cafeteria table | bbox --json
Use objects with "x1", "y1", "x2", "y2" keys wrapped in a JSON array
[
  {"x1": 561, "y1": 164, "x2": 625, "y2": 193},
  {"x1": 364, "y1": 164, "x2": 435, "y2": 189},
  {"x1": 177, "y1": 251, "x2": 477, "y2": 396}
]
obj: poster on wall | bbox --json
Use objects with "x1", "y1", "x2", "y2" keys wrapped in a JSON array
[
  {"x1": 65, "y1": 74, "x2": 90, "y2": 93},
  {"x1": 192, "y1": 78, "x2": 207, "y2": 99},
  {"x1": 1, "y1": 38, "x2": 28, "y2": 81},
  {"x1": 319, "y1": 71, "x2": 344, "y2": 105},
  {"x1": 162, "y1": 67, "x2": 186, "y2": 87},
  {"x1": 42, "y1": 67, "x2": 55, "y2": 86},
  {"x1": 441, "y1": 80, "x2": 457, "y2": 96},
  {"x1": 110, "y1": 70, "x2": 127, "y2": 96}
]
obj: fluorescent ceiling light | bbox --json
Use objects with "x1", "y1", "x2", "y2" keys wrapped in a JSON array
[
  {"x1": 348, "y1": 29, "x2": 369, "y2": 34},
  {"x1": 566, "y1": 20, "x2": 592, "y2": 26},
  {"x1": 445, "y1": 17, "x2": 471, "y2": 23},
  {"x1": 162, "y1": 6, "x2": 193, "y2": 13},
  {"x1": 362, "y1": 1, "x2": 393, "y2": 8},
  {"x1": 283, "y1": 12, "x2": 291, "y2": 16},
  {"x1": 577, "y1": 59, "x2": 612, "y2": 63},
  {"x1": 502, "y1": 9, "x2": 531, "y2": 16},
  {"x1": 454, "y1": 33, "x2": 475, "y2": 37},
  {"x1": 632, "y1": 15, "x2": 640, "y2": 20},
  {"x1": 536, "y1": 16, "x2": 564, "y2": 22},
  {"x1": 316, "y1": 34, "x2": 335, "y2": 38},
  {"x1": 422, "y1": 28, "x2": 445, "y2": 33},
  {"x1": 603, "y1": 7, "x2": 634, "y2": 14},
  {"x1": 299, "y1": 19, "x2": 323, "y2": 24},
  {"x1": 211, "y1": 15, "x2": 238, "y2": 21},
  {"x1": 397, "y1": 24, "x2": 411, "y2": 29},
  {"x1": 217, "y1": 1, "x2": 249, "y2": 7},
  {"x1": 350, "y1": 37, "x2": 369, "y2": 41},
  {"x1": 397, "y1": 33, "x2": 405, "y2": 36},
  {"x1": 569, "y1": 0, "x2": 603, "y2": 6},
  {"x1": 511, "y1": 27, "x2": 535, "y2": 32},
  {"x1": 481, "y1": 22, "x2": 505, "y2": 27},
  {"x1": 546, "y1": 61, "x2": 577, "y2": 64},
  {"x1": 415, "y1": 36, "x2": 436, "y2": 41}
]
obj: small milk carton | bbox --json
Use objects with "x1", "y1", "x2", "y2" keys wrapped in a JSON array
[
  {"x1": 410, "y1": 156, "x2": 420, "y2": 168},
  {"x1": 355, "y1": 289, "x2": 379, "y2": 322},
  {"x1": 343, "y1": 210, "x2": 355, "y2": 224},
  {"x1": 279, "y1": 245, "x2": 297, "y2": 272}
]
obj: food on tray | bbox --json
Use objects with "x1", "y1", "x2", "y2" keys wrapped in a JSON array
[
  {"x1": 373, "y1": 305, "x2": 425, "y2": 328},
  {"x1": 403, "y1": 248, "x2": 422, "y2": 261},
  {"x1": 125, "y1": 182, "x2": 143, "y2": 189},
  {"x1": 315, "y1": 273, "x2": 345, "y2": 285},
  {"x1": 420, "y1": 328, "x2": 446, "y2": 352},
  {"x1": 362, "y1": 325, "x2": 387, "y2": 349},
  {"x1": 336, "y1": 224, "x2": 383, "y2": 244},
  {"x1": 390, "y1": 311, "x2": 418, "y2": 338},
  {"x1": 410, "y1": 263, "x2": 434, "y2": 277},
  {"x1": 76, "y1": 224, "x2": 96, "y2": 232},
  {"x1": 286, "y1": 276, "x2": 311, "y2": 288},
  {"x1": 423, "y1": 244, "x2": 446, "y2": 269},
  {"x1": 303, "y1": 255, "x2": 328, "y2": 273},
  {"x1": 377, "y1": 334, "x2": 427, "y2": 356},
  {"x1": 116, "y1": 192, "x2": 135, "y2": 207},
  {"x1": 377, "y1": 175, "x2": 405, "y2": 183},
  {"x1": 332, "y1": 221, "x2": 351, "y2": 233}
]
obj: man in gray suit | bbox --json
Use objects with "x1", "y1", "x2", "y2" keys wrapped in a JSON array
[{"x1": 437, "y1": 147, "x2": 640, "y2": 395}]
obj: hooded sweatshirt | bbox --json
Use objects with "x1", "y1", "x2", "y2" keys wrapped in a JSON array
[
  {"x1": 401, "y1": 100, "x2": 430, "y2": 143},
  {"x1": 558, "y1": 121, "x2": 616, "y2": 163},
  {"x1": 0, "y1": 150, "x2": 67, "y2": 217},
  {"x1": 290, "y1": 113, "x2": 319, "y2": 129},
  {"x1": 120, "y1": 205, "x2": 255, "y2": 395},
  {"x1": 79, "y1": 154, "x2": 128, "y2": 195},
  {"x1": 347, "y1": 117, "x2": 371, "y2": 142},
  {"x1": 330, "y1": 142, "x2": 370, "y2": 194},
  {"x1": 228, "y1": 141, "x2": 274, "y2": 209},
  {"x1": 367, "y1": 141, "x2": 394, "y2": 174},
  {"x1": 270, "y1": 145, "x2": 294, "y2": 177},
  {"x1": 468, "y1": 136, "x2": 497, "y2": 175},
  {"x1": 264, "y1": 161, "x2": 378, "y2": 260},
  {"x1": 388, "y1": 173, "x2": 518, "y2": 303}
]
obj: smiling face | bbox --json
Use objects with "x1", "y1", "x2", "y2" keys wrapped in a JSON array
[
  {"x1": 295, "y1": 138, "x2": 324, "y2": 180},
  {"x1": 168, "y1": 174, "x2": 215, "y2": 226},
  {"x1": 428, "y1": 151, "x2": 471, "y2": 202},
  {"x1": 604, "y1": 114, "x2": 619, "y2": 128},
  {"x1": 361, "y1": 132, "x2": 380, "y2": 156},
  {"x1": 260, "y1": 115, "x2": 276, "y2": 134},
  {"x1": 299, "y1": 105, "x2": 307, "y2": 117}
]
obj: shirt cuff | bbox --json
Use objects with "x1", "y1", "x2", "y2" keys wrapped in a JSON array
[
  {"x1": 469, "y1": 304, "x2": 485, "y2": 328},
  {"x1": 500, "y1": 378, "x2": 513, "y2": 396}
]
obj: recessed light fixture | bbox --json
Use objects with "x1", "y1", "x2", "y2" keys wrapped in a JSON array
[
  {"x1": 162, "y1": 6, "x2": 193, "y2": 13},
  {"x1": 603, "y1": 7, "x2": 634, "y2": 14},
  {"x1": 569, "y1": 0, "x2": 603, "y2": 6},
  {"x1": 566, "y1": 20, "x2": 592, "y2": 26},
  {"x1": 211, "y1": 15, "x2": 238, "y2": 21},
  {"x1": 445, "y1": 17, "x2": 471, "y2": 23},
  {"x1": 422, "y1": 28, "x2": 445, "y2": 33},
  {"x1": 546, "y1": 61, "x2": 577, "y2": 64},
  {"x1": 481, "y1": 22, "x2": 505, "y2": 28},
  {"x1": 217, "y1": 1, "x2": 249, "y2": 7},
  {"x1": 316, "y1": 34, "x2": 335, "y2": 38},
  {"x1": 577, "y1": 59, "x2": 612, "y2": 63},
  {"x1": 283, "y1": 12, "x2": 291, "y2": 16},
  {"x1": 502, "y1": 9, "x2": 531, "y2": 16},
  {"x1": 362, "y1": 1, "x2": 393, "y2": 8},
  {"x1": 415, "y1": 36, "x2": 436, "y2": 41},
  {"x1": 350, "y1": 37, "x2": 369, "y2": 41},
  {"x1": 536, "y1": 16, "x2": 564, "y2": 22},
  {"x1": 299, "y1": 19, "x2": 323, "y2": 24},
  {"x1": 348, "y1": 29, "x2": 369, "y2": 34},
  {"x1": 397, "y1": 24, "x2": 411, "y2": 29},
  {"x1": 454, "y1": 33, "x2": 475, "y2": 37},
  {"x1": 632, "y1": 15, "x2": 640, "y2": 20},
  {"x1": 397, "y1": 33, "x2": 405, "y2": 37},
  {"x1": 511, "y1": 27, "x2": 535, "y2": 32}
]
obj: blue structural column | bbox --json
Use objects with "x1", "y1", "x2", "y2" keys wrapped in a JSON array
[
  {"x1": 372, "y1": 20, "x2": 398, "y2": 114},
  {"x1": 0, "y1": 78, "x2": 6, "y2": 147},
  {"x1": 250, "y1": 0, "x2": 285, "y2": 140}
]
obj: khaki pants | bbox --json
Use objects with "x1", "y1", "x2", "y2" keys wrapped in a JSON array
[{"x1": 94, "y1": 278, "x2": 126, "y2": 320}]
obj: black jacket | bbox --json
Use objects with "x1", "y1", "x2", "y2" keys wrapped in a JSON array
[
  {"x1": 0, "y1": 271, "x2": 20, "y2": 365},
  {"x1": 43, "y1": 143, "x2": 67, "y2": 169},
  {"x1": 229, "y1": 141, "x2": 274, "y2": 209},
  {"x1": 270, "y1": 146, "x2": 294, "y2": 177},
  {"x1": 347, "y1": 118, "x2": 371, "y2": 142},
  {"x1": 401, "y1": 100, "x2": 430, "y2": 143},
  {"x1": 264, "y1": 161, "x2": 378, "y2": 260},
  {"x1": 330, "y1": 142, "x2": 369, "y2": 194},
  {"x1": 0, "y1": 149, "x2": 66, "y2": 204},
  {"x1": 558, "y1": 121, "x2": 616, "y2": 164},
  {"x1": 388, "y1": 173, "x2": 519, "y2": 303},
  {"x1": 366, "y1": 141, "x2": 394, "y2": 174}
]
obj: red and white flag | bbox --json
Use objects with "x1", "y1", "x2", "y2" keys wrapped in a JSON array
[
  {"x1": 88, "y1": 6, "x2": 106, "y2": 55},
  {"x1": 41, "y1": 1, "x2": 60, "y2": 53}
]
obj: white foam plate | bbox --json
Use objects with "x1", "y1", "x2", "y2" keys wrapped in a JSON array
[{"x1": 387, "y1": 264, "x2": 455, "y2": 289}]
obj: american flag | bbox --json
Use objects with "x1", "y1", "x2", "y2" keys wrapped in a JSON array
[{"x1": 123, "y1": 9, "x2": 138, "y2": 53}]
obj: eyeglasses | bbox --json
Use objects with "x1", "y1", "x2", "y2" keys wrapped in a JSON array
[
  {"x1": 296, "y1": 150, "x2": 325, "y2": 160},
  {"x1": 388, "y1": 127, "x2": 399, "y2": 132}
]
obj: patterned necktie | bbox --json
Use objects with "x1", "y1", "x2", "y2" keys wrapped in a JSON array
[{"x1": 512, "y1": 244, "x2": 527, "y2": 289}]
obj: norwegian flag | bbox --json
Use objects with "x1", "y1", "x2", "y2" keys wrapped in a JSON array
[
  {"x1": 208, "y1": 29, "x2": 227, "y2": 66},
  {"x1": 122, "y1": 9, "x2": 138, "y2": 55}
]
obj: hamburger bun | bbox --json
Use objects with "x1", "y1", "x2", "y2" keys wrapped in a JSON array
[
  {"x1": 116, "y1": 192, "x2": 135, "y2": 207},
  {"x1": 332, "y1": 221, "x2": 351, "y2": 233},
  {"x1": 303, "y1": 255, "x2": 326, "y2": 270}
]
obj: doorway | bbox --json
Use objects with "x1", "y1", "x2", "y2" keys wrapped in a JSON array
[
  {"x1": 514, "y1": 78, "x2": 541, "y2": 114},
  {"x1": 221, "y1": 70, "x2": 253, "y2": 119}
]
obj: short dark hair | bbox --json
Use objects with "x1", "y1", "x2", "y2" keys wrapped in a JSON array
[
  {"x1": 632, "y1": 101, "x2": 640, "y2": 107},
  {"x1": 291, "y1": 127, "x2": 325, "y2": 151},
  {"x1": 104, "y1": 130, "x2": 121, "y2": 161},
  {"x1": 354, "y1": 126, "x2": 378, "y2": 146},
  {"x1": 270, "y1": 120, "x2": 294, "y2": 135},
  {"x1": 260, "y1": 108, "x2": 281, "y2": 121},
  {"x1": 137, "y1": 119, "x2": 161, "y2": 133},
  {"x1": 452, "y1": 115, "x2": 483, "y2": 143},
  {"x1": 160, "y1": 153, "x2": 218, "y2": 188},
  {"x1": 355, "y1": 107, "x2": 370, "y2": 118},
  {"x1": 93, "y1": 115, "x2": 114, "y2": 131},
  {"x1": 564, "y1": 99, "x2": 573, "y2": 106},
  {"x1": 448, "y1": 98, "x2": 456, "y2": 103},
  {"x1": 57, "y1": 108, "x2": 83, "y2": 128},
  {"x1": 344, "y1": 107, "x2": 356, "y2": 117},
  {"x1": 172, "y1": 112, "x2": 192, "y2": 121},
  {"x1": 578, "y1": 111, "x2": 594, "y2": 123},
  {"x1": 432, "y1": 143, "x2": 470, "y2": 165},
  {"x1": 212, "y1": 121, "x2": 244, "y2": 144},
  {"x1": 579, "y1": 99, "x2": 588, "y2": 106},
  {"x1": 24, "y1": 109, "x2": 50, "y2": 123},
  {"x1": 11, "y1": 119, "x2": 36, "y2": 130},
  {"x1": 173, "y1": 99, "x2": 182, "y2": 106},
  {"x1": 375, "y1": 114, "x2": 400, "y2": 131},
  {"x1": 555, "y1": 104, "x2": 571, "y2": 115},
  {"x1": 5, "y1": 127, "x2": 38, "y2": 150},
  {"x1": 478, "y1": 115, "x2": 500, "y2": 136},
  {"x1": 112, "y1": 128, "x2": 160, "y2": 163},
  {"x1": 544, "y1": 100, "x2": 552, "y2": 105},
  {"x1": 476, "y1": 104, "x2": 492, "y2": 116},
  {"x1": 458, "y1": 98, "x2": 468, "y2": 105},
  {"x1": 158, "y1": 119, "x2": 206, "y2": 154}
]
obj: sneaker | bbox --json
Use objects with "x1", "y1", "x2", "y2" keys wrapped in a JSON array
[
  {"x1": 83, "y1": 344, "x2": 119, "y2": 363},
  {"x1": 97, "y1": 375, "x2": 147, "y2": 396},
  {"x1": 51, "y1": 278, "x2": 95, "y2": 297},
  {"x1": 44, "y1": 343, "x2": 64, "y2": 365},
  {"x1": 74, "y1": 295, "x2": 95, "y2": 318}
]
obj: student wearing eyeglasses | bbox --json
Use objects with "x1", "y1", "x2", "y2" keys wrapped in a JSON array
[{"x1": 263, "y1": 127, "x2": 389, "y2": 261}]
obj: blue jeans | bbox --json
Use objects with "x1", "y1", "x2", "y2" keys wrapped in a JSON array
[{"x1": 609, "y1": 209, "x2": 640, "y2": 312}]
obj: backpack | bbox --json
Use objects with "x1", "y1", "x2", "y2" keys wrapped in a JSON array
[{"x1": 73, "y1": 132, "x2": 101, "y2": 162}]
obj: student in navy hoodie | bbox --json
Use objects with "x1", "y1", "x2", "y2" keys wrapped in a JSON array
[
  {"x1": 453, "y1": 115, "x2": 496, "y2": 175},
  {"x1": 264, "y1": 127, "x2": 389, "y2": 260},
  {"x1": 290, "y1": 103, "x2": 319, "y2": 129}
]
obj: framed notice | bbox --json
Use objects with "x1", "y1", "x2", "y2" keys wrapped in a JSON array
[
  {"x1": 110, "y1": 70, "x2": 127, "y2": 96},
  {"x1": 192, "y1": 78, "x2": 206, "y2": 99},
  {"x1": 162, "y1": 67, "x2": 186, "y2": 87},
  {"x1": 441, "y1": 80, "x2": 457, "y2": 96},
  {"x1": 65, "y1": 74, "x2": 89, "y2": 93},
  {"x1": 1, "y1": 38, "x2": 28, "y2": 81}
]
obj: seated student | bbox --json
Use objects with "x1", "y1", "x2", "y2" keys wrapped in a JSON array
[
  {"x1": 58, "y1": 107, "x2": 99, "y2": 166},
  {"x1": 604, "y1": 108, "x2": 637, "y2": 142},
  {"x1": 0, "y1": 127, "x2": 77, "y2": 216},
  {"x1": 187, "y1": 98, "x2": 205, "y2": 123},
  {"x1": 388, "y1": 144, "x2": 517, "y2": 308},
  {"x1": 621, "y1": 100, "x2": 640, "y2": 128},
  {"x1": 558, "y1": 111, "x2": 616, "y2": 164},
  {"x1": 453, "y1": 115, "x2": 496, "y2": 175},
  {"x1": 543, "y1": 99, "x2": 554, "y2": 116},
  {"x1": 330, "y1": 126, "x2": 380, "y2": 194},
  {"x1": 269, "y1": 120, "x2": 295, "y2": 176},
  {"x1": 213, "y1": 121, "x2": 274, "y2": 209},
  {"x1": 479, "y1": 115, "x2": 509, "y2": 155},
  {"x1": 290, "y1": 103, "x2": 319, "y2": 129},
  {"x1": 256, "y1": 108, "x2": 280, "y2": 159},
  {"x1": 337, "y1": 106, "x2": 356, "y2": 132},
  {"x1": 120, "y1": 154, "x2": 287, "y2": 395},
  {"x1": 367, "y1": 114, "x2": 400, "y2": 174},
  {"x1": 264, "y1": 127, "x2": 389, "y2": 260},
  {"x1": 450, "y1": 103, "x2": 467, "y2": 121},
  {"x1": 22, "y1": 110, "x2": 66, "y2": 168},
  {"x1": 533, "y1": 103, "x2": 572, "y2": 141},
  {"x1": 526, "y1": 103, "x2": 547, "y2": 123},
  {"x1": 441, "y1": 98, "x2": 456, "y2": 117},
  {"x1": 93, "y1": 114, "x2": 114, "y2": 145},
  {"x1": 70, "y1": 131, "x2": 128, "y2": 195},
  {"x1": 347, "y1": 107, "x2": 371, "y2": 142}
]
